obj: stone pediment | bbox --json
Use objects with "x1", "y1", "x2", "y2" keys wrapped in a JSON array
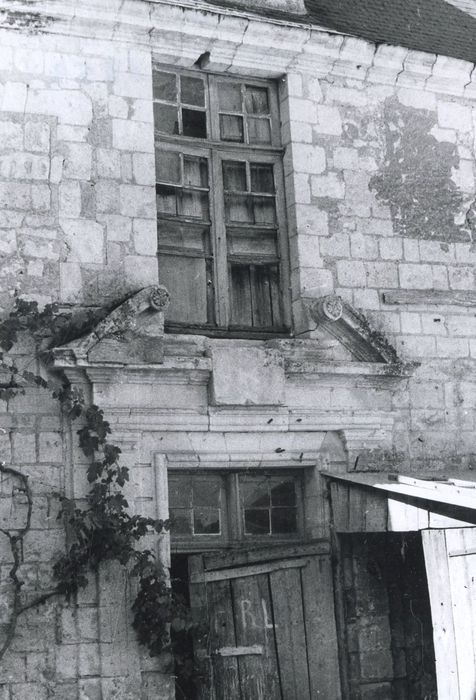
[
  {"x1": 53, "y1": 286, "x2": 170, "y2": 366},
  {"x1": 307, "y1": 295, "x2": 400, "y2": 364}
]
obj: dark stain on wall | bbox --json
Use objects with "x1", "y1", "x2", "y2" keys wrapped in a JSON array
[
  {"x1": 370, "y1": 98, "x2": 470, "y2": 242},
  {"x1": 0, "y1": 10, "x2": 55, "y2": 33}
]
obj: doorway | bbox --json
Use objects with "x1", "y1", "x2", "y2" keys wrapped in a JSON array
[{"x1": 171, "y1": 542, "x2": 340, "y2": 700}]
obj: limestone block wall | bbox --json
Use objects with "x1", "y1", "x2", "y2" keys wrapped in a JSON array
[
  {"x1": 0, "y1": 27, "x2": 158, "y2": 312},
  {"x1": 281, "y1": 55, "x2": 476, "y2": 471}
]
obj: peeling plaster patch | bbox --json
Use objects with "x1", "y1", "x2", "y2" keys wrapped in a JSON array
[{"x1": 370, "y1": 98, "x2": 470, "y2": 241}]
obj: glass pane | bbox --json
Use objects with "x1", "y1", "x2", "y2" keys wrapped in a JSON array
[
  {"x1": 193, "y1": 477, "x2": 221, "y2": 507},
  {"x1": 245, "y1": 86, "x2": 269, "y2": 114},
  {"x1": 182, "y1": 108, "x2": 207, "y2": 138},
  {"x1": 169, "y1": 478, "x2": 192, "y2": 508},
  {"x1": 270, "y1": 478, "x2": 296, "y2": 507},
  {"x1": 241, "y1": 478, "x2": 270, "y2": 508},
  {"x1": 228, "y1": 229, "x2": 277, "y2": 257},
  {"x1": 250, "y1": 164, "x2": 274, "y2": 193},
  {"x1": 194, "y1": 508, "x2": 220, "y2": 534},
  {"x1": 252, "y1": 196, "x2": 276, "y2": 225},
  {"x1": 248, "y1": 117, "x2": 271, "y2": 145},
  {"x1": 170, "y1": 508, "x2": 192, "y2": 535},
  {"x1": 180, "y1": 76, "x2": 205, "y2": 107},
  {"x1": 154, "y1": 103, "x2": 179, "y2": 135},
  {"x1": 153, "y1": 71, "x2": 177, "y2": 102},
  {"x1": 159, "y1": 222, "x2": 209, "y2": 254},
  {"x1": 218, "y1": 82, "x2": 242, "y2": 111},
  {"x1": 223, "y1": 161, "x2": 247, "y2": 192},
  {"x1": 160, "y1": 254, "x2": 209, "y2": 325},
  {"x1": 230, "y1": 265, "x2": 252, "y2": 327},
  {"x1": 156, "y1": 185, "x2": 178, "y2": 216},
  {"x1": 179, "y1": 191, "x2": 209, "y2": 220},
  {"x1": 225, "y1": 195, "x2": 252, "y2": 223},
  {"x1": 271, "y1": 508, "x2": 297, "y2": 534},
  {"x1": 244, "y1": 509, "x2": 270, "y2": 535},
  {"x1": 184, "y1": 156, "x2": 208, "y2": 187},
  {"x1": 156, "y1": 150, "x2": 181, "y2": 184},
  {"x1": 220, "y1": 114, "x2": 244, "y2": 142}
]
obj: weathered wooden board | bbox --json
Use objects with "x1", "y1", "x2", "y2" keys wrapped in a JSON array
[
  {"x1": 446, "y1": 528, "x2": 476, "y2": 700},
  {"x1": 270, "y1": 566, "x2": 311, "y2": 699},
  {"x1": 231, "y1": 574, "x2": 279, "y2": 700},
  {"x1": 188, "y1": 555, "x2": 213, "y2": 700},
  {"x1": 208, "y1": 578, "x2": 240, "y2": 700},
  {"x1": 422, "y1": 529, "x2": 459, "y2": 699},
  {"x1": 301, "y1": 554, "x2": 341, "y2": 699}
]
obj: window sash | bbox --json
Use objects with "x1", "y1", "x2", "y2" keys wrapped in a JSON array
[{"x1": 154, "y1": 67, "x2": 290, "y2": 334}]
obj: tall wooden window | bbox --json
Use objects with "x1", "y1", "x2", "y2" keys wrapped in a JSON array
[{"x1": 153, "y1": 67, "x2": 289, "y2": 336}]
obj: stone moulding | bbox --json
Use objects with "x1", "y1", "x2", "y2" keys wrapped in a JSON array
[
  {"x1": 52, "y1": 285, "x2": 170, "y2": 366},
  {"x1": 307, "y1": 294, "x2": 407, "y2": 367}
]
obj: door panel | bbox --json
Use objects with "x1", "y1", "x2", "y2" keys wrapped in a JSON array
[
  {"x1": 422, "y1": 527, "x2": 476, "y2": 700},
  {"x1": 189, "y1": 543, "x2": 341, "y2": 700}
]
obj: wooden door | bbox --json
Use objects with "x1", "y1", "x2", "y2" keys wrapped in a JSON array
[
  {"x1": 189, "y1": 542, "x2": 341, "y2": 700},
  {"x1": 422, "y1": 528, "x2": 476, "y2": 700}
]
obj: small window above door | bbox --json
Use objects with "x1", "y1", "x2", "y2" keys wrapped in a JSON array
[{"x1": 168, "y1": 470, "x2": 304, "y2": 549}]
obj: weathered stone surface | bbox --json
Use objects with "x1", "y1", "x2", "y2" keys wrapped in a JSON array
[{"x1": 209, "y1": 343, "x2": 285, "y2": 406}]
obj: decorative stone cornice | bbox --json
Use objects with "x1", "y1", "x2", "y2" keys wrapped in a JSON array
[
  {"x1": 53, "y1": 285, "x2": 170, "y2": 366},
  {"x1": 307, "y1": 295, "x2": 402, "y2": 365},
  {"x1": 1, "y1": 0, "x2": 475, "y2": 97}
]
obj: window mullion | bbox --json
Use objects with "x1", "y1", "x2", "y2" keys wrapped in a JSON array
[{"x1": 211, "y1": 150, "x2": 229, "y2": 327}]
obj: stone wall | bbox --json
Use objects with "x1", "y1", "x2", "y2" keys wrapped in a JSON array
[{"x1": 0, "y1": 0, "x2": 475, "y2": 697}]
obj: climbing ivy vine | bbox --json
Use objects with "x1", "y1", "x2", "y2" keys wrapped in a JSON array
[{"x1": 0, "y1": 296, "x2": 193, "y2": 670}]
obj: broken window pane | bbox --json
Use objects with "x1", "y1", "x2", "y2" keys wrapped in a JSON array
[
  {"x1": 218, "y1": 82, "x2": 242, "y2": 111},
  {"x1": 194, "y1": 508, "x2": 221, "y2": 534},
  {"x1": 245, "y1": 86, "x2": 269, "y2": 114},
  {"x1": 248, "y1": 117, "x2": 271, "y2": 144},
  {"x1": 160, "y1": 254, "x2": 209, "y2": 324},
  {"x1": 271, "y1": 508, "x2": 297, "y2": 534},
  {"x1": 182, "y1": 108, "x2": 207, "y2": 138},
  {"x1": 178, "y1": 191, "x2": 209, "y2": 220},
  {"x1": 184, "y1": 156, "x2": 208, "y2": 187},
  {"x1": 153, "y1": 70, "x2": 177, "y2": 102},
  {"x1": 154, "y1": 103, "x2": 179, "y2": 135},
  {"x1": 225, "y1": 194, "x2": 253, "y2": 223},
  {"x1": 220, "y1": 114, "x2": 244, "y2": 142},
  {"x1": 244, "y1": 508, "x2": 270, "y2": 535},
  {"x1": 230, "y1": 265, "x2": 253, "y2": 327},
  {"x1": 223, "y1": 161, "x2": 247, "y2": 192},
  {"x1": 252, "y1": 196, "x2": 276, "y2": 225},
  {"x1": 158, "y1": 222, "x2": 210, "y2": 254},
  {"x1": 250, "y1": 163, "x2": 274, "y2": 193},
  {"x1": 156, "y1": 150, "x2": 181, "y2": 184},
  {"x1": 156, "y1": 185, "x2": 178, "y2": 216},
  {"x1": 181, "y1": 76, "x2": 205, "y2": 107}
]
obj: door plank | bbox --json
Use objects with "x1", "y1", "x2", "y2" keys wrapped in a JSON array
[
  {"x1": 188, "y1": 555, "x2": 213, "y2": 700},
  {"x1": 302, "y1": 555, "x2": 341, "y2": 699},
  {"x1": 203, "y1": 540, "x2": 330, "y2": 570},
  {"x1": 193, "y1": 557, "x2": 310, "y2": 583},
  {"x1": 208, "y1": 578, "x2": 241, "y2": 700},
  {"x1": 270, "y1": 566, "x2": 311, "y2": 699},
  {"x1": 422, "y1": 529, "x2": 459, "y2": 699},
  {"x1": 234, "y1": 573, "x2": 282, "y2": 700},
  {"x1": 445, "y1": 528, "x2": 476, "y2": 700},
  {"x1": 231, "y1": 574, "x2": 272, "y2": 700}
]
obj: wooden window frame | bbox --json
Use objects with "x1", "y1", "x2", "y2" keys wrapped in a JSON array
[
  {"x1": 168, "y1": 469, "x2": 305, "y2": 552},
  {"x1": 154, "y1": 66, "x2": 291, "y2": 339}
]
